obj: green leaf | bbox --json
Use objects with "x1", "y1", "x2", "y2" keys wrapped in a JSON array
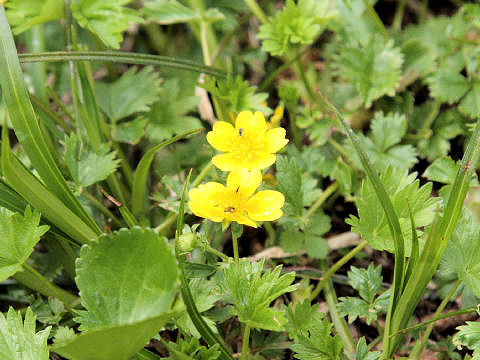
[
  {"x1": 71, "y1": 0, "x2": 143, "y2": 49},
  {"x1": 145, "y1": 79, "x2": 201, "y2": 143},
  {"x1": 75, "y1": 227, "x2": 177, "y2": 330},
  {"x1": 276, "y1": 156, "x2": 303, "y2": 217},
  {"x1": 453, "y1": 321, "x2": 480, "y2": 359},
  {"x1": 204, "y1": 75, "x2": 270, "y2": 115},
  {"x1": 52, "y1": 315, "x2": 170, "y2": 360},
  {"x1": 96, "y1": 66, "x2": 162, "y2": 122},
  {"x1": 427, "y1": 71, "x2": 470, "y2": 104},
  {"x1": 335, "y1": 35, "x2": 403, "y2": 106},
  {"x1": 285, "y1": 300, "x2": 320, "y2": 342},
  {"x1": 63, "y1": 134, "x2": 120, "y2": 188},
  {"x1": 112, "y1": 117, "x2": 147, "y2": 144},
  {"x1": 442, "y1": 210, "x2": 480, "y2": 298},
  {"x1": 337, "y1": 297, "x2": 373, "y2": 324},
  {"x1": 460, "y1": 79, "x2": 480, "y2": 118},
  {"x1": 0, "y1": 8, "x2": 100, "y2": 234},
  {"x1": 347, "y1": 167, "x2": 439, "y2": 255},
  {"x1": 166, "y1": 337, "x2": 220, "y2": 360},
  {"x1": 290, "y1": 315, "x2": 343, "y2": 360},
  {"x1": 348, "y1": 263, "x2": 383, "y2": 304},
  {"x1": 258, "y1": 0, "x2": 335, "y2": 56},
  {"x1": 5, "y1": 0, "x2": 64, "y2": 34},
  {"x1": 355, "y1": 337, "x2": 381, "y2": 360},
  {"x1": 0, "y1": 307, "x2": 50, "y2": 360},
  {"x1": 0, "y1": 207, "x2": 48, "y2": 281},
  {"x1": 370, "y1": 112, "x2": 407, "y2": 152},
  {"x1": 221, "y1": 258, "x2": 296, "y2": 331},
  {"x1": 423, "y1": 157, "x2": 460, "y2": 184},
  {"x1": 143, "y1": 0, "x2": 225, "y2": 24}
]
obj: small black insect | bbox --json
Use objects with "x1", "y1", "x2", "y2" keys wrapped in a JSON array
[
  {"x1": 224, "y1": 207, "x2": 235, "y2": 213},
  {"x1": 238, "y1": 128, "x2": 244, "y2": 136}
]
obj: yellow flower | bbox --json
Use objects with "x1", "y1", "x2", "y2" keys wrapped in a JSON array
[
  {"x1": 207, "y1": 111, "x2": 289, "y2": 171},
  {"x1": 268, "y1": 104, "x2": 284, "y2": 129},
  {"x1": 188, "y1": 169, "x2": 285, "y2": 228}
]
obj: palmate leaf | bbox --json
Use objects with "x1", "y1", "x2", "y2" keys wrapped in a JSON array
[
  {"x1": 276, "y1": 155, "x2": 303, "y2": 217},
  {"x1": 63, "y1": 134, "x2": 120, "y2": 188},
  {"x1": 166, "y1": 337, "x2": 220, "y2": 360},
  {"x1": 0, "y1": 307, "x2": 50, "y2": 360},
  {"x1": 0, "y1": 207, "x2": 48, "y2": 281},
  {"x1": 347, "y1": 167, "x2": 439, "y2": 255},
  {"x1": 96, "y1": 66, "x2": 162, "y2": 122},
  {"x1": 348, "y1": 264, "x2": 382, "y2": 303},
  {"x1": 453, "y1": 321, "x2": 480, "y2": 359},
  {"x1": 145, "y1": 79, "x2": 201, "y2": 143},
  {"x1": 71, "y1": 0, "x2": 143, "y2": 49},
  {"x1": 442, "y1": 210, "x2": 480, "y2": 298},
  {"x1": 53, "y1": 227, "x2": 177, "y2": 360},
  {"x1": 335, "y1": 35, "x2": 403, "y2": 106},
  {"x1": 221, "y1": 258, "x2": 296, "y2": 331},
  {"x1": 4, "y1": 0, "x2": 64, "y2": 34}
]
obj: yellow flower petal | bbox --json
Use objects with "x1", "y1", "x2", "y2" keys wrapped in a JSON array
[
  {"x1": 235, "y1": 111, "x2": 267, "y2": 138},
  {"x1": 227, "y1": 169, "x2": 262, "y2": 197},
  {"x1": 249, "y1": 153, "x2": 277, "y2": 170},
  {"x1": 227, "y1": 212, "x2": 258, "y2": 228},
  {"x1": 212, "y1": 153, "x2": 240, "y2": 171},
  {"x1": 206, "y1": 121, "x2": 236, "y2": 152},
  {"x1": 246, "y1": 190, "x2": 285, "y2": 221},
  {"x1": 188, "y1": 182, "x2": 226, "y2": 222},
  {"x1": 264, "y1": 128, "x2": 289, "y2": 153}
]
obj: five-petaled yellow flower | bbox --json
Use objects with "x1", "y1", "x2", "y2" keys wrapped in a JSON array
[
  {"x1": 188, "y1": 169, "x2": 285, "y2": 228},
  {"x1": 207, "y1": 111, "x2": 289, "y2": 171}
]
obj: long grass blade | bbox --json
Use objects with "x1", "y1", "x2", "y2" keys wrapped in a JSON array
[
  {"x1": 19, "y1": 51, "x2": 227, "y2": 78},
  {"x1": 0, "y1": 8, "x2": 100, "y2": 234},
  {"x1": 132, "y1": 128, "x2": 203, "y2": 216},
  {"x1": 175, "y1": 171, "x2": 234, "y2": 360}
]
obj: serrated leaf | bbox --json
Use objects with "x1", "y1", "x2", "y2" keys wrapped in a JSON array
[
  {"x1": 71, "y1": 0, "x2": 143, "y2": 49},
  {"x1": 370, "y1": 112, "x2": 407, "y2": 152},
  {"x1": 355, "y1": 337, "x2": 381, "y2": 360},
  {"x1": 347, "y1": 167, "x2": 438, "y2": 255},
  {"x1": 442, "y1": 210, "x2": 480, "y2": 298},
  {"x1": 427, "y1": 71, "x2": 470, "y2": 104},
  {"x1": 423, "y1": 157, "x2": 459, "y2": 184},
  {"x1": 348, "y1": 264, "x2": 383, "y2": 304},
  {"x1": 276, "y1": 156, "x2": 303, "y2": 217},
  {"x1": 96, "y1": 66, "x2": 161, "y2": 122},
  {"x1": 335, "y1": 35, "x2": 403, "y2": 106},
  {"x1": 112, "y1": 117, "x2": 147, "y2": 145},
  {"x1": 258, "y1": 0, "x2": 335, "y2": 56},
  {"x1": 453, "y1": 321, "x2": 480, "y2": 359},
  {"x1": 0, "y1": 207, "x2": 48, "y2": 281},
  {"x1": 75, "y1": 227, "x2": 177, "y2": 330},
  {"x1": 221, "y1": 258, "x2": 296, "y2": 330},
  {"x1": 337, "y1": 297, "x2": 373, "y2": 324},
  {"x1": 143, "y1": 0, "x2": 224, "y2": 24},
  {"x1": 0, "y1": 307, "x2": 50, "y2": 360},
  {"x1": 204, "y1": 75, "x2": 270, "y2": 115},
  {"x1": 285, "y1": 300, "x2": 320, "y2": 342},
  {"x1": 460, "y1": 79, "x2": 480, "y2": 118},
  {"x1": 145, "y1": 79, "x2": 201, "y2": 143},
  {"x1": 5, "y1": 0, "x2": 64, "y2": 34},
  {"x1": 167, "y1": 337, "x2": 220, "y2": 360},
  {"x1": 64, "y1": 134, "x2": 120, "y2": 188},
  {"x1": 291, "y1": 315, "x2": 343, "y2": 360}
]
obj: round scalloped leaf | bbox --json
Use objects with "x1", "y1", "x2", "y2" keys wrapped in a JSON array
[{"x1": 75, "y1": 227, "x2": 177, "y2": 330}]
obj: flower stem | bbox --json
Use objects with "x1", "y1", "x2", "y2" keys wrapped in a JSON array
[
  {"x1": 206, "y1": 244, "x2": 229, "y2": 261},
  {"x1": 240, "y1": 324, "x2": 251, "y2": 360},
  {"x1": 301, "y1": 182, "x2": 338, "y2": 223},
  {"x1": 232, "y1": 232, "x2": 240, "y2": 264},
  {"x1": 295, "y1": 55, "x2": 317, "y2": 103},
  {"x1": 410, "y1": 279, "x2": 462, "y2": 359},
  {"x1": 310, "y1": 240, "x2": 368, "y2": 301},
  {"x1": 82, "y1": 190, "x2": 123, "y2": 228},
  {"x1": 243, "y1": 0, "x2": 268, "y2": 24},
  {"x1": 320, "y1": 260, "x2": 356, "y2": 358}
]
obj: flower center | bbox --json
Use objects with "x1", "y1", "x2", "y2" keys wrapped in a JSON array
[
  {"x1": 220, "y1": 188, "x2": 248, "y2": 215},
  {"x1": 230, "y1": 130, "x2": 266, "y2": 160}
]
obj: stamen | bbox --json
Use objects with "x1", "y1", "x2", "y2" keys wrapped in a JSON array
[{"x1": 224, "y1": 207, "x2": 235, "y2": 213}]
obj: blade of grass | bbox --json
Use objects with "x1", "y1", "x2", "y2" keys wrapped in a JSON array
[
  {"x1": 131, "y1": 128, "x2": 203, "y2": 216},
  {"x1": 0, "y1": 8, "x2": 100, "y2": 234},
  {"x1": 2, "y1": 126, "x2": 97, "y2": 245},
  {"x1": 175, "y1": 170, "x2": 234, "y2": 360},
  {"x1": 404, "y1": 200, "x2": 419, "y2": 284},
  {"x1": 315, "y1": 90, "x2": 406, "y2": 352},
  {"x1": 19, "y1": 51, "x2": 227, "y2": 78},
  {"x1": 386, "y1": 117, "x2": 480, "y2": 357}
]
